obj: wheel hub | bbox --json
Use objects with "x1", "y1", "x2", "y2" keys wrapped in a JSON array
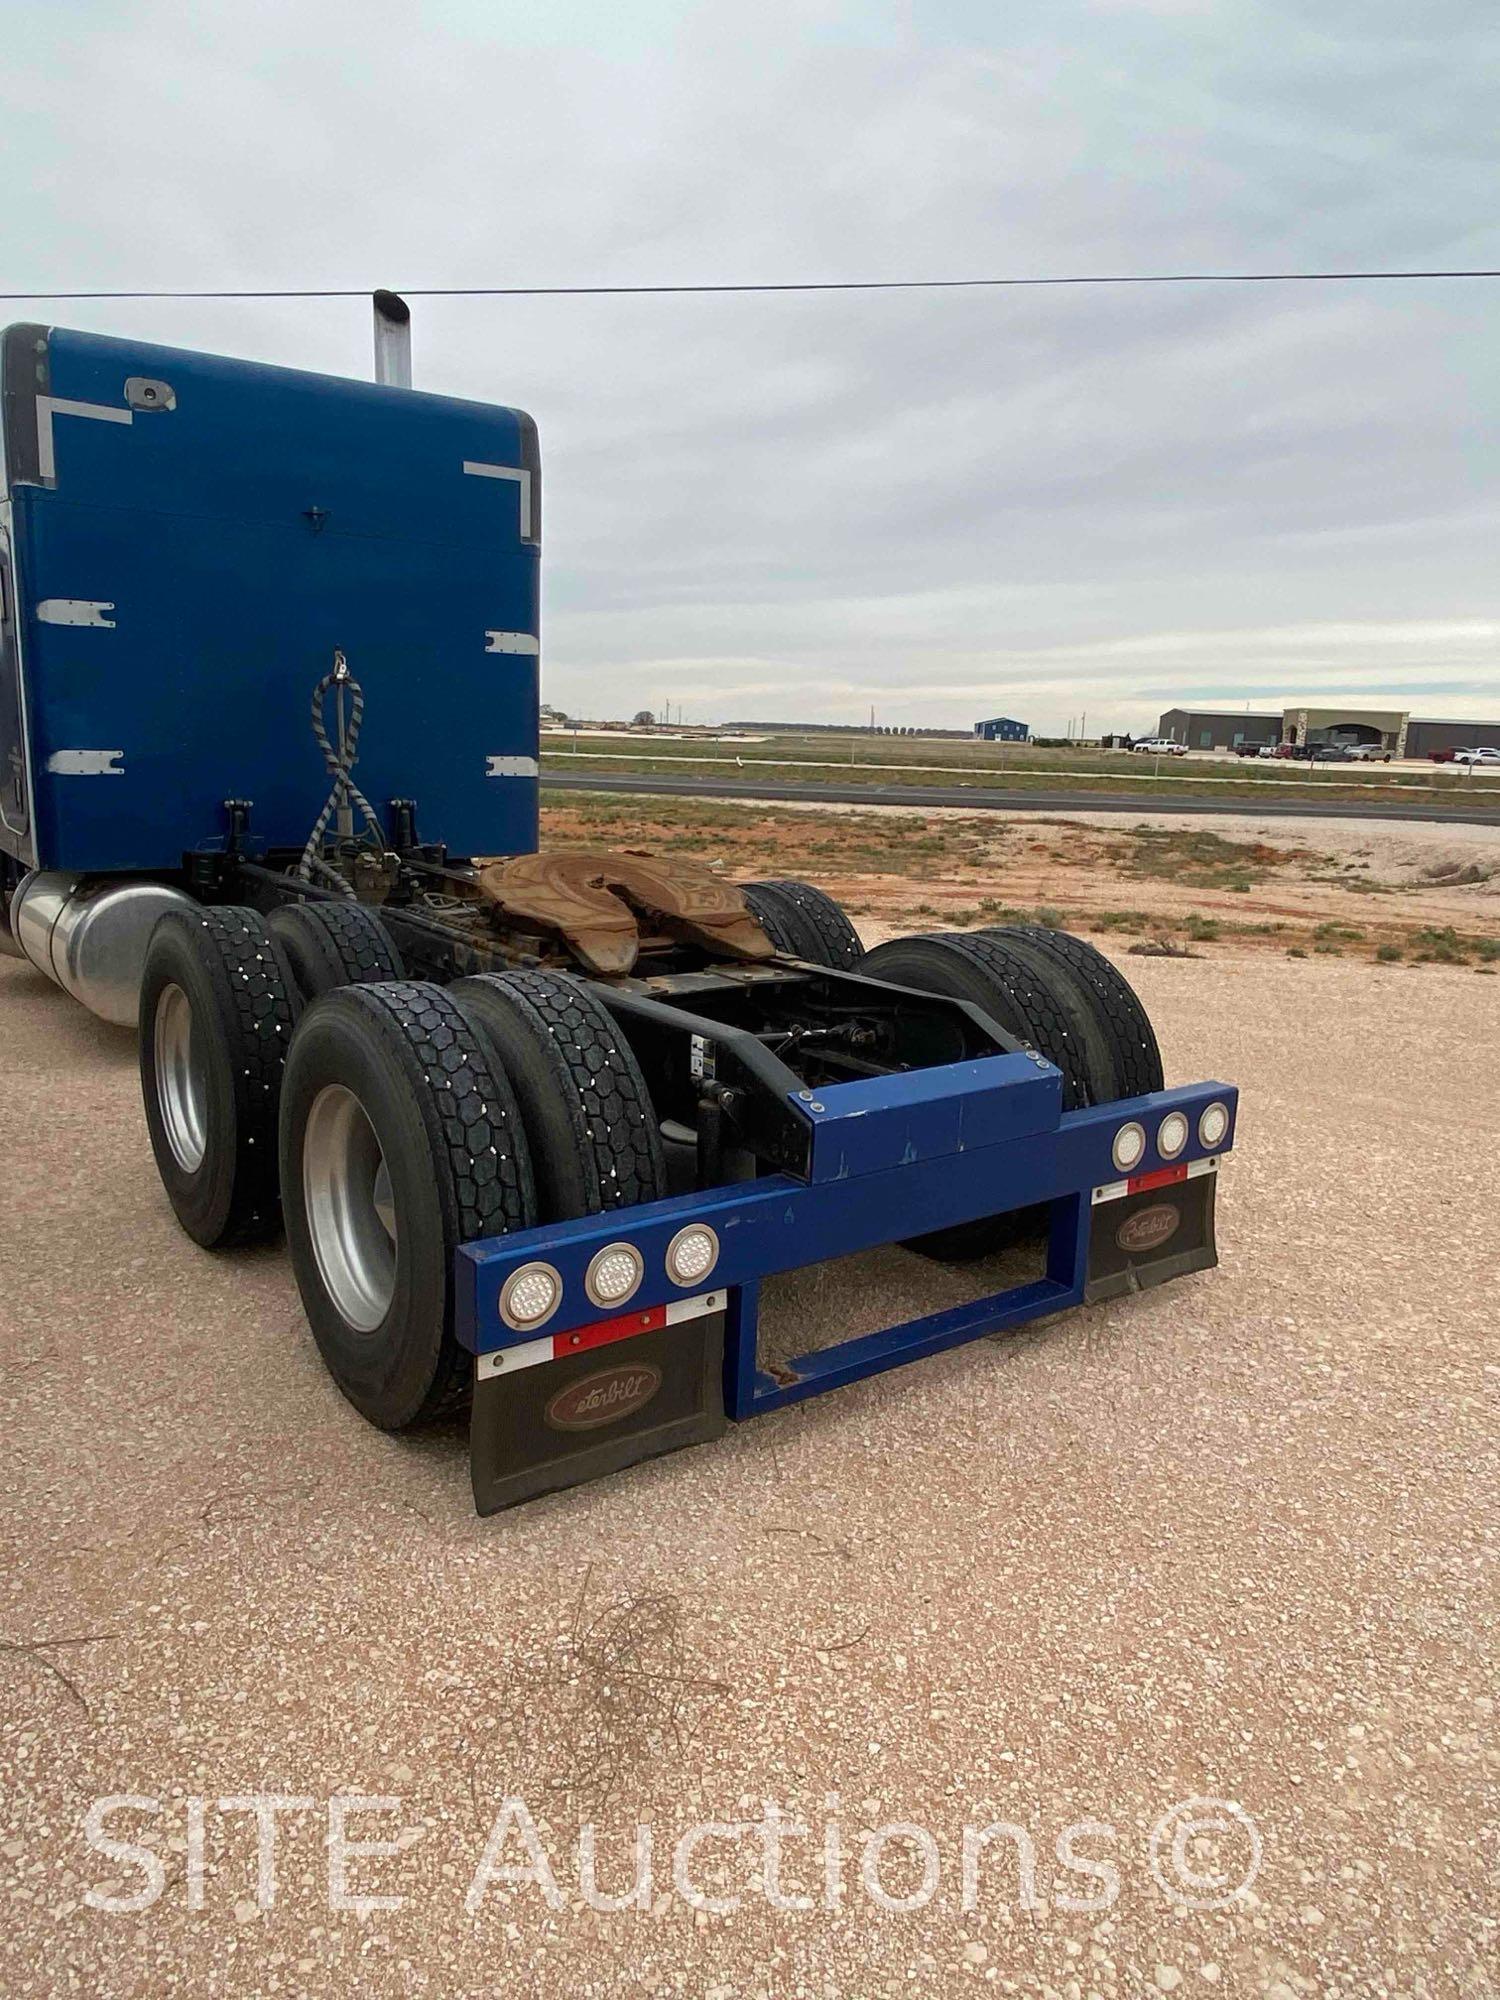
[
  {"x1": 302, "y1": 1084, "x2": 397, "y2": 1332},
  {"x1": 154, "y1": 982, "x2": 207, "y2": 1173}
]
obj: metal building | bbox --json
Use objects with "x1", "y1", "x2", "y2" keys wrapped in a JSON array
[
  {"x1": 1155, "y1": 708, "x2": 1281, "y2": 751},
  {"x1": 974, "y1": 716, "x2": 1030, "y2": 742},
  {"x1": 1157, "y1": 704, "x2": 1500, "y2": 757}
]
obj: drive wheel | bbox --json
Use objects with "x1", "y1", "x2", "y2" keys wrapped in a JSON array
[
  {"x1": 450, "y1": 972, "x2": 667, "y2": 1222},
  {"x1": 859, "y1": 929, "x2": 1113, "y2": 1110},
  {"x1": 855, "y1": 929, "x2": 1116, "y2": 1260},
  {"x1": 138, "y1": 906, "x2": 298, "y2": 1247},
  {"x1": 279, "y1": 981, "x2": 535, "y2": 1429},
  {"x1": 268, "y1": 900, "x2": 404, "y2": 1002},
  {"x1": 742, "y1": 879, "x2": 862, "y2": 968},
  {"x1": 983, "y1": 924, "x2": 1163, "y2": 1100}
]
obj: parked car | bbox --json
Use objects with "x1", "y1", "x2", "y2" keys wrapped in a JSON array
[
  {"x1": 1344, "y1": 743, "x2": 1390, "y2": 762},
  {"x1": 1309, "y1": 743, "x2": 1359, "y2": 763},
  {"x1": 1453, "y1": 747, "x2": 1500, "y2": 766},
  {"x1": 1429, "y1": 747, "x2": 1458, "y2": 763},
  {"x1": 1232, "y1": 743, "x2": 1273, "y2": 758},
  {"x1": 1131, "y1": 737, "x2": 1189, "y2": 757}
]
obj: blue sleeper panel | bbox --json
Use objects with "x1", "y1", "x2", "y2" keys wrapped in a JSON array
[{"x1": 1, "y1": 325, "x2": 539, "y2": 871}]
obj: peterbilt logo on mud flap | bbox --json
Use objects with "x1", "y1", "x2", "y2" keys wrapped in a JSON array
[
  {"x1": 1115, "y1": 1202, "x2": 1181, "y2": 1254},
  {"x1": 545, "y1": 1363, "x2": 663, "y2": 1432}
]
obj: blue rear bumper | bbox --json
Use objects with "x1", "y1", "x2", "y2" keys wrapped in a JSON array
[{"x1": 456, "y1": 1053, "x2": 1237, "y2": 1422}]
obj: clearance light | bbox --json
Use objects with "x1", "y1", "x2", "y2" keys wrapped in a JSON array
[
  {"x1": 1157, "y1": 1110, "x2": 1189, "y2": 1160},
  {"x1": 500, "y1": 1261, "x2": 562, "y2": 1331},
  {"x1": 586, "y1": 1242, "x2": 644, "y2": 1308},
  {"x1": 1199, "y1": 1100, "x2": 1231, "y2": 1150},
  {"x1": 1112, "y1": 1121, "x2": 1147, "y2": 1173},
  {"x1": 666, "y1": 1224, "x2": 719, "y2": 1286}
]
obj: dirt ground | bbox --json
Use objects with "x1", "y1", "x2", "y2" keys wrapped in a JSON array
[
  {"x1": 544, "y1": 794, "x2": 1500, "y2": 967},
  {"x1": 2, "y1": 881, "x2": 1495, "y2": 1995}
]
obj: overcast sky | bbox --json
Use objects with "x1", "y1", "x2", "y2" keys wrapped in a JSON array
[{"x1": 3, "y1": 0, "x2": 1496, "y2": 732}]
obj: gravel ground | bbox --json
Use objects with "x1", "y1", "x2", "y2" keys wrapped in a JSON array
[{"x1": 1, "y1": 947, "x2": 1496, "y2": 1997}]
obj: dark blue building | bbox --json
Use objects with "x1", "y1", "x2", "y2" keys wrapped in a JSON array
[{"x1": 974, "y1": 716, "x2": 1029, "y2": 743}]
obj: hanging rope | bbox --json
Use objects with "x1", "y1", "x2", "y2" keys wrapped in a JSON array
[{"x1": 297, "y1": 652, "x2": 387, "y2": 895}]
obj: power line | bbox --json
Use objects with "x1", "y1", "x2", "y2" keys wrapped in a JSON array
[{"x1": 1, "y1": 267, "x2": 1498, "y2": 304}]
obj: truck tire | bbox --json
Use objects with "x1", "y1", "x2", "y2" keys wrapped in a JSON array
[
  {"x1": 138, "y1": 906, "x2": 298, "y2": 1248},
  {"x1": 858, "y1": 930, "x2": 1113, "y2": 1110},
  {"x1": 855, "y1": 929, "x2": 1116, "y2": 1260},
  {"x1": 984, "y1": 925, "x2": 1163, "y2": 1100},
  {"x1": 279, "y1": 981, "x2": 536, "y2": 1430},
  {"x1": 268, "y1": 900, "x2": 404, "y2": 1002},
  {"x1": 450, "y1": 972, "x2": 667, "y2": 1222},
  {"x1": 742, "y1": 879, "x2": 862, "y2": 969}
]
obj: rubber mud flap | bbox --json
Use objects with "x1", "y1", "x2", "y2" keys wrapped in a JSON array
[
  {"x1": 469, "y1": 1312, "x2": 728, "y2": 1514},
  {"x1": 1085, "y1": 1173, "x2": 1218, "y2": 1303}
]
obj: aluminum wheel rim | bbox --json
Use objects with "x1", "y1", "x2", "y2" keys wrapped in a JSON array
[
  {"x1": 302, "y1": 1084, "x2": 397, "y2": 1333},
  {"x1": 154, "y1": 982, "x2": 206, "y2": 1173}
]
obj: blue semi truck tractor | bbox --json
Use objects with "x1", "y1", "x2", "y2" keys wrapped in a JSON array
[{"x1": 0, "y1": 306, "x2": 1237, "y2": 1513}]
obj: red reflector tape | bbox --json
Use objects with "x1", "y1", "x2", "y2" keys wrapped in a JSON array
[
  {"x1": 553, "y1": 1304, "x2": 666, "y2": 1356},
  {"x1": 1093, "y1": 1156, "x2": 1217, "y2": 1206},
  {"x1": 477, "y1": 1290, "x2": 724, "y2": 1382}
]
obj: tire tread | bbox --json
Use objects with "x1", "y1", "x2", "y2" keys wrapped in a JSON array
[
  {"x1": 143, "y1": 905, "x2": 298, "y2": 1245},
  {"x1": 269, "y1": 900, "x2": 404, "y2": 999},
  {"x1": 745, "y1": 879, "x2": 862, "y2": 970},
  {"x1": 455, "y1": 971, "x2": 666, "y2": 1216},
  {"x1": 988, "y1": 925, "x2": 1164, "y2": 1099},
  {"x1": 335, "y1": 980, "x2": 534, "y2": 1421}
]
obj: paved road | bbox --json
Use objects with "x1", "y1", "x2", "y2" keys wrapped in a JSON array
[{"x1": 544, "y1": 768, "x2": 1500, "y2": 824}]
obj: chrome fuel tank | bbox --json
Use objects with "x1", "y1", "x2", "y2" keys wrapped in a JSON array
[{"x1": 11, "y1": 871, "x2": 196, "y2": 1026}]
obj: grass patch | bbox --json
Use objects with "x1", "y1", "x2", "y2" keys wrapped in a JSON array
[
  {"x1": 1121, "y1": 826, "x2": 1274, "y2": 889},
  {"x1": 1409, "y1": 925, "x2": 1480, "y2": 966}
]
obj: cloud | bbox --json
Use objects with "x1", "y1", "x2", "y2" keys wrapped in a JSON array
[{"x1": 2, "y1": 0, "x2": 1496, "y2": 734}]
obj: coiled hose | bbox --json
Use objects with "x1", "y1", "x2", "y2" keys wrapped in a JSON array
[{"x1": 297, "y1": 653, "x2": 387, "y2": 896}]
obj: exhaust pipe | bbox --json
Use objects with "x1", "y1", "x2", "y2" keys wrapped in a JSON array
[{"x1": 372, "y1": 290, "x2": 412, "y2": 389}]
